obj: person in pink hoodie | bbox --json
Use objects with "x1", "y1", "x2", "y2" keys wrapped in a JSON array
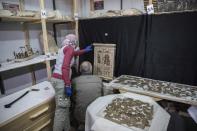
[{"x1": 51, "y1": 34, "x2": 92, "y2": 131}]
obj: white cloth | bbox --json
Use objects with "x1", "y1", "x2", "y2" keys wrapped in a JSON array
[
  {"x1": 85, "y1": 93, "x2": 170, "y2": 131},
  {"x1": 188, "y1": 106, "x2": 197, "y2": 124},
  {"x1": 53, "y1": 45, "x2": 75, "y2": 75}
]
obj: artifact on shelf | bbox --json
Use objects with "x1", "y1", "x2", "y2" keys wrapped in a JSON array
[
  {"x1": 105, "y1": 10, "x2": 121, "y2": 17},
  {"x1": 13, "y1": 45, "x2": 39, "y2": 62},
  {"x1": 104, "y1": 97, "x2": 153, "y2": 129},
  {"x1": 90, "y1": 8, "x2": 143, "y2": 18},
  {"x1": 16, "y1": 10, "x2": 36, "y2": 17},
  {"x1": 121, "y1": 8, "x2": 143, "y2": 16},
  {"x1": 46, "y1": 10, "x2": 73, "y2": 21},
  {"x1": 54, "y1": 10, "x2": 66, "y2": 20},
  {"x1": 0, "y1": 9, "x2": 40, "y2": 18},
  {"x1": 90, "y1": 10, "x2": 121, "y2": 18},
  {"x1": 2, "y1": 2, "x2": 19, "y2": 15},
  {"x1": 90, "y1": 11, "x2": 103, "y2": 18},
  {"x1": 47, "y1": 10, "x2": 56, "y2": 19},
  {"x1": 39, "y1": 31, "x2": 58, "y2": 54}
]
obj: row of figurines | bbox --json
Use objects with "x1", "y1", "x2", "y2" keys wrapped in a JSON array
[{"x1": 13, "y1": 47, "x2": 39, "y2": 59}]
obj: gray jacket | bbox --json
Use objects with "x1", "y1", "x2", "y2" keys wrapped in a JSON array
[{"x1": 72, "y1": 75, "x2": 103, "y2": 123}]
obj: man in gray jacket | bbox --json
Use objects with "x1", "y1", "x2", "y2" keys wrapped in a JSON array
[{"x1": 72, "y1": 61, "x2": 103, "y2": 130}]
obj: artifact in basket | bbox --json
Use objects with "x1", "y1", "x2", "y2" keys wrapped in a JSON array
[{"x1": 104, "y1": 98, "x2": 153, "y2": 129}]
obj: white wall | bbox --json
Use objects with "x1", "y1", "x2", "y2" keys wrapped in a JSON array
[
  {"x1": 104, "y1": 0, "x2": 121, "y2": 11},
  {"x1": 55, "y1": 0, "x2": 73, "y2": 16},
  {"x1": 123, "y1": 0, "x2": 144, "y2": 11}
]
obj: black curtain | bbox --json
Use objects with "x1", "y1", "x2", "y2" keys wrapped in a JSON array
[
  {"x1": 79, "y1": 12, "x2": 197, "y2": 86},
  {"x1": 145, "y1": 12, "x2": 197, "y2": 85},
  {"x1": 79, "y1": 16, "x2": 147, "y2": 77}
]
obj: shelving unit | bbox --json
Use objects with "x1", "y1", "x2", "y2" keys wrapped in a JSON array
[{"x1": 0, "y1": 0, "x2": 77, "y2": 94}]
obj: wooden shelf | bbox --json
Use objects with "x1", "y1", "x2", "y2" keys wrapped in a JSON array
[
  {"x1": 0, "y1": 15, "x2": 74, "y2": 24},
  {"x1": 0, "y1": 55, "x2": 57, "y2": 73},
  {"x1": 78, "y1": 15, "x2": 143, "y2": 20},
  {"x1": 0, "y1": 16, "x2": 40, "y2": 22},
  {"x1": 46, "y1": 18, "x2": 74, "y2": 23}
]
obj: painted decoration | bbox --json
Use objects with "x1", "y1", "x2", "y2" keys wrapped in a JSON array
[
  {"x1": 94, "y1": 0, "x2": 104, "y2": 10},
  {"x1": 93, "y1": 43, "x2": 116, "y2": 80}
]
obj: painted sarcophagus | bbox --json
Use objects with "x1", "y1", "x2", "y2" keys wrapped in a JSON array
[{"x1": 93, "y1": 43, "x2": 116, "y2": 80}]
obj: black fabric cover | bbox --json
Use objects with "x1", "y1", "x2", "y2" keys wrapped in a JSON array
[
  {"x1": 79, "y1": 12, "x2": 197, "y2": 86},
  {"x1": 79, "y1": 16, "x2": 147, "y2": 77},
  {"x1": 145, "y1": 12, "x2": 197, "y2": 85}
]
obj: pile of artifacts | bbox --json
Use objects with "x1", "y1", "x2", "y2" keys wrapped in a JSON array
[
  {"x1": 104, "y1": 97, "x2": 153, "y2": 129},
  {"x1": 144, "y1": 0, "x2": 197, "y2": 13},
  {"x1": 13, "y1": 45, "x2": 39, "y2": 62},
  {"x1": 110, "y1": 75, "x2": 197, "y2": 103},
  {"x1": 89, "y1": 8, "x2": 143, "y2": 18},
  {"x1": 157, "y1": 0, "x2": 197, "y2": 12}
]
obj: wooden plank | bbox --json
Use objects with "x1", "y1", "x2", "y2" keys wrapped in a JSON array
[
  {"x1": 75, "y1": 20, "x2": 79, "y2": 40},
  {"x1": 73, "y1": 0, "x2": 77, "y2": 17},
  {"x1": 0, "y1": 55, "x2": 56, "y2": 73},
  {"x1": 73, "y1": 0, "x2": 79, "y2": 37},
  {"x1": 29, "y1": 66, "x2": 36, "y2": 85},
  {"x1": 22, "y1": 23, "x2": 30, "y2": 51},
  {"x1": 73, "y1": 0, "x2": 80, "y2": 72},
  {"x1": 19, "y1": 0, "x2": 25, "y2": 11},
  {"x1": 149, "y1": 0, "x2": 153, "y2": 4},
  {"x1": 45, "y1": 60, "x2": 51, "y2": 80},
  {"x1": 93, "y1": 43, "x2": 116, "y2": 47},
  {"x1": 39, "y1": 0, "x2": 51, "y2": 80},
  {"x1": 75, "y1": 20, "x2": 79, "y2": 72},
  {"x1": 22, "y1": 23, "x2": 36, "y2": 85},
  {"x1": 90, "y1": 0, "x2": 94, "y2": 11},
  {"x1": 109, "y1": 75, "x2": 197, "y2": 106},
  {"x1": 0, "y1": 16, "x2": 40, "y2": 22},
  {"x1": 46, "y1": 19, "x2": 74, "y2": 23},
  {"x1": 0, "y1": 16, "x2": 73, "y2": 23}
]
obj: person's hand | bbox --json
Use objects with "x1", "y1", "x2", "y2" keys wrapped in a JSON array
[
  {"x1": 64, "y1": 85, "x2": 72, "y2": 97},
  {"x1": 84, "y1": 45, "x2": 92, "y2": 53}
]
